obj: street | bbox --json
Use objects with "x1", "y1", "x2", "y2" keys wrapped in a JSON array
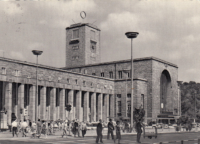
[{"x1": 0, "y1": 132, "x2": 200, "y2": 144}]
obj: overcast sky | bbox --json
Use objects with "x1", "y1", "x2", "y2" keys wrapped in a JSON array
[{"x1": 0, "y1": 0, "x2": 200, "y2": 82}]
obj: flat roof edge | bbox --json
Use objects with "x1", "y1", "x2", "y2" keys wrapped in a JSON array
[{"x1": 63, "y1": 56, "x2": 178, "y2": 69}]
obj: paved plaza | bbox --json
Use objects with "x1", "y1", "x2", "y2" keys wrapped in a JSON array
[{"x1": 0, "y1": 131, "x2": 200, "y2": 144}]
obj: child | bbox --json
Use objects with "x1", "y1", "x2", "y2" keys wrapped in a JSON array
[{"x1": 115, "y1": 121, "x2": 121, "y2": 144}]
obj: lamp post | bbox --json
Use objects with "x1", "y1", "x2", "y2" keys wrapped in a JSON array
[
  {"x1": 123, "y1": 69, "x2": 130, "y2": 117},
  {"x1": 32, "y1": 50, "x2": 43, "y2": 122},
  {"x1": 125, "y1": 32, "x2": 139, "y2": 127}
]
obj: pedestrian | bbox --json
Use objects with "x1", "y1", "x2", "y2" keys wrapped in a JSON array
[
  {"x1": 31, "y1": 121, "x2": 37, "y2": 138},
  {"x1": 135, "y1": 121, "x2": 142, "y2": 143},
  {"x1": 73, "y1": 119, "x2": 78, "y2": 137},
  {"x1": 96, "y1": 119, "x2": 103, "y2": 144},
  {"x1": 78, "y1": 120, "x2": 81, "y2": 137},
  {"x1": 37, "y1": 119, "x2": 42, "y2": 137},
  {"x1": 81, "y1": 121, "x2": 87, "y2": 137},
  {"x1": 11, "y1": 119, "x2": 18, "y2": 137},
  {"x1": 62, "y1": 120, "x2": 68, "y2": 137},
  {"x1": 115, "y1": 121, "x2": 121, "y2": 144},
  {"x1": 21, "y1": 119, "x2": 28, "y2": 137},
  {"x1": 107, "y1": 118, "x2": 115, "y2": 142},
  {"x1": 67, "y1": 120, "x2": 72, "y2": 136}
]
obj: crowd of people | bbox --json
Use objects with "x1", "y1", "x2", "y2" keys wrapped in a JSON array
[{"x1": 9, "y1": 117, "x2": 142, "y2": 144}]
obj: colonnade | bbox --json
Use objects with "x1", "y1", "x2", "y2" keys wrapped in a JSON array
[{"x1": 0, "y1": 81, "x2": 114, "y2": 129}]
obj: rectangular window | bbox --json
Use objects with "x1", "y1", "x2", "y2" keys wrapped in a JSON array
[
  {"x1": 83, "y1": 81, "x2": 86, "y2": 86},
  {"x1": 92, "y1": 73, "x2": 96, "y2": 76},
  {"x1": 73, "y1": 29, "x2": 79, "y2": 39},
  {"x1": 117, "y1": 94, "x2": 121, "y2": 98},
  {"x1": 127, "y1": 94, "x2": 131, "y2": 98},
  {"x1": 118, "y1": 101, "x2": 121, "y2": 113},
  {"x1": 101, "y1": 72, "x2": 104, "y2": 77},
  {"x1": 109, "y1": 71, "x2": 113, "y2": 78},
  {"x1": 67, "y1": 78, "x2": 70, "y2": 83},
  {"x1": 118, "y1": 71, "x2": 122, "y2": 79},
  {"x1": 83, "y1": 69, "x2": 87, "y2": 74},
  {"x1": 2, "y1": 67, "x2": 6, "y2": 74},
  {"x1": 90, "y1": 30, "x2": 95, "y2": 40},
  {"x1": 127, "y1": 101, "x2": 131, "y2": 112},
  {"x1": 141, "y1": 94, "x2": 144, "y2": 108},
  {"x1": 15, "y1": 70, "x2": 19, "y2": 76},
  {"x1": 127, "y1": 72, "x2": 130, "y2": 78}
]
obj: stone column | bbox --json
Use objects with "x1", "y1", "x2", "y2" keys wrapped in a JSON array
[
  {"x1": 76, "y1": 90, "x2": 82, "y2": 121},
  {"x1": 91, "y1": 92, "x2": 96, "y2": 122},
  {"x1": 50, "y1": 88, "x2": 56, "y2": 121},
  {"x1": 5, "y1": 82, "x2": 12, "y2": 125},
  {"x1": 29, "y1": 85, "x2": 36, "y2": 121},
  {"x1": 104, "y1": 94, "x2": 109, "y2": 122},
  {"x1": 40, "y1": 86, "x2": 46, "y2": 120},
  {"x1": 59, "y1": 89, "x2": 65, "y2": 120},
  {"x1": 17, "y1": 84, "x2": 24, "y2": 121},
  {"x1": 98, "y1": 93, "x2": 103, "y2": 120},
  {"x1": 110, "y1": 94, "x2": 115, "y2": 117},
  {"x1": 68, "y1": 90, "x2": 74, "y2": 120},
  {"x1": 83, "y1": 91, "x2": 89, "y2": 122}
]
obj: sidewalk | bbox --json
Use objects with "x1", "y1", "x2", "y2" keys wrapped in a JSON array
[{"x1": 0, "y1": 127, "x2": 199, "y2": 138}]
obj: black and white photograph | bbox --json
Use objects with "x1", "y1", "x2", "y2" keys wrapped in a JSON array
[{"x1": 0, "y1": 0, "x2": 200, "y2": 143}]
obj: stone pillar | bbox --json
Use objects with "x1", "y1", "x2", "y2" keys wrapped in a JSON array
[
  {"x1": 104, "y1": 94, "x2": 109, "y2": 122},
  {"x1": 91, "y1": 92, "x2": 96, "y2": 122},
  {"x1": 110, "y1": 94, "x2": 115, "y2": 118},
  {"x1": 50, "y1": 88, "x2": 56, "y2": 121},
  {"x1": 40, "y1": 86, "x2": 46, "y2": 120},
  {"x1": 59, "y1": 89, "x2": 65, "y2": 120},
  {"x1": 83, "y1": 91, "x2": 89, "y2": 122},
  {"x1": 76, "y1": 90, "x2": 82, "y2": 121},
  {"x1": 29, "y1": 85, "x2": 36, "y2": 121},
  {"x1": 98, "y1": 93, "x2": 103, "y2": 121},
  {"x1": 5, "y1": 82, "x2": 12, "y2": 125},
  {"x1": 17, "y1": 84, "x2": 24, "y2": 121},
  {"x1": 68, "y1": 90, "x2": 74, "y2": 120}
]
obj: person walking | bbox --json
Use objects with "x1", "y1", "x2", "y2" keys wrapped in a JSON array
[
  {"x1": 11, "y1": 119, "x2": 18, "y2": 137},
  {"x1": 96, "y1": 119, "x2": 103, "y2": 143},
  {"x1": 73, "y1": 119, "x2": 78, "y2": 137},
  {"x1": 135, "y1": 121, "x2": 142, "y2": 143},
  {"x1": 21, "y1": 120, "x2": 28, "y2": 137},
  {"x1": 62, "y1": 120, "x2": 68, "y2": 138},
  {"x1": 107, "y1": 119, "x2": 115, "y2": 142},
  {"x1": 36, "y1": 119, "x2": 42, "y2": 137},
  {"x1": 115, "y1": 121, "x2": 121, "y2": 144},
  {"x1": 81, "y1": 121, "x2": 87, "y2": 137},
  {"x1": 67, "y1": 120, "x2": 72, "y2": 136}
]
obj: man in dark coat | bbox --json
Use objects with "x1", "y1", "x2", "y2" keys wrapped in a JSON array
[
  {"x1": 73, "y1": 119, "x2": 78, "y2": 137},
  {"x1": 96, "y1": 119, "x2": 103, "y2": 143},
  {"x1": 135, "y1": 121, "x2": 142, "y2": 143},
  {"x1": 107, "y1": 119, "x2": 115, "y2": 142}
]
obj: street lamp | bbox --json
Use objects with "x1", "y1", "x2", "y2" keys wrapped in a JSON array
[
  {"x1": 125, "y1": 32, "x2": 139, "y2": 127},
  {"x1": 32, "y1": 50, "x2": 43, "y2": 122},
  {"x1": 123, "y1": 69, "x2": 130, "y2": 117}
]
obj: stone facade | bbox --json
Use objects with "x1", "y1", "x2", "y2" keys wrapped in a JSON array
[
  {"x1": 0, "y1": 57, "x2": 114, "y2": 129},
  {"x1": 0, "y1": 22, "x2": 180, "y2": 129},
  {"x1": 66, "y1": 23, "x2": 101, "y2": 67},
  {"x1": 65, "y1": 57, "x2": 179, "y2": 123}
]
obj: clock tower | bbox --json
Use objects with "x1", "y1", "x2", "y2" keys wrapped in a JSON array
[{"x1": 65, "y1": 23, "x2": 101, "y2": 68}]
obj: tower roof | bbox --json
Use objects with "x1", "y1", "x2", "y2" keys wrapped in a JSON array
[{"x1": 66, "y1": 23, "x2": 100, "y2": 31}]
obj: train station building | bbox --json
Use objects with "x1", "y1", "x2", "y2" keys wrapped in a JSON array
[{"x1": 0, "y1": 23, "x2": 180, "y2": 129}]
